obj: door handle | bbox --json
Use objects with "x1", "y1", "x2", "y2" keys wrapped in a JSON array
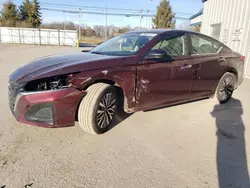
[
  {"x1": 218, "y1": 57, "x2": 226, "y2": 62},
  {"x1": 181, "y1": 64, "x2": 192, "y2": 70}
]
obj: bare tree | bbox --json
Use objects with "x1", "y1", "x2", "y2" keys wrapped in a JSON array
[
  {"x1": 41, "y1": 21, "x2": 76, "y2": 30},
  {"x1": 177, "y1": 22, "x2": 192, "y2": 31}
]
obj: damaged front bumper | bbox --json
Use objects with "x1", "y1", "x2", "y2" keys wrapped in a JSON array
[{"x1": 9, "y1": 87, "x2": 85, "y2": 128}]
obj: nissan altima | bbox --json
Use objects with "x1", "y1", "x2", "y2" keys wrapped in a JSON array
[{"x1": 8, "y1": 30, "x2": 245, "y2": 134}]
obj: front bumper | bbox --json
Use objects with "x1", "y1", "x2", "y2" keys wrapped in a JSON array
[{"x1": 10, "y1": 87, "x2": 85, "y2": 128}]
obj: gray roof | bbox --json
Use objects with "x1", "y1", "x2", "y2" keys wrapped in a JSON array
[{"x1": 190, "y1": 9, "x2": 203, "y2": 20}]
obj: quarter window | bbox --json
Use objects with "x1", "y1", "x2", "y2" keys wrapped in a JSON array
[
  {"x1": 152, "y1": 33, "x2": 188, "y2": 56},
  {"x1": 190, "y1": 34, "x2": 222, "y2": 55}
]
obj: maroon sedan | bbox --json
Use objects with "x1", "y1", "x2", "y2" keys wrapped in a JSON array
[{"x1": 9, "y1": 30, "x2": 245, "y2": 134}]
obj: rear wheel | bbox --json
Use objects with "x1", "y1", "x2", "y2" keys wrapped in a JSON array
[
  {"x1": 214, "y1": 72, "x2": 236, "y2": 103},
  {"x1": 78, "y1": 83, "x2": 118, "y2": 134}
]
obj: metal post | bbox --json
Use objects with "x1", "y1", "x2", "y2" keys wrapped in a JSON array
[
  {"x1": 11, "y1": 29, "x2": 13, "y2": 43},
  {"x1": 38, "y1": 28, "x2": 41, "y2": 45},
  {"x1": 58, "y1": 30, "x2": 60, "y2": 46},
  {"x1": 105, "y1": 0, "x2": 107, "y2": 40},
  {"x1": 18, "y1": 28, "x2": 21, "y2": 44},
  {"x1": 48, "y1": 31, "x2": 50, "y2": 45},
  {"x1": 33, "y1": 30, "x2": 35, "y2": 45}
]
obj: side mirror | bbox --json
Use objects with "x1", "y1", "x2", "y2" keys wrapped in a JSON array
[{"x1": 145, "y1": 49, "x2": 170, "y2": 60}]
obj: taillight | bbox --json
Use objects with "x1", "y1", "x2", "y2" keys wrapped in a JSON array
[{"x1": 241, "y1": 56, "x2": 246, "y2": 61}]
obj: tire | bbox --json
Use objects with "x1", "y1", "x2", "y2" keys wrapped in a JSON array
[
  {"x1": 213, "y1": 72, "x2": 237, "y2": 104},
  {"x1": 78, "y1": 83, "x2": 118, "y2": 134}
]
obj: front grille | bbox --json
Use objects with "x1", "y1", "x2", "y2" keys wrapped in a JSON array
[{"x1": 8, "y1": 82, "x2": 23, "y2": 112}]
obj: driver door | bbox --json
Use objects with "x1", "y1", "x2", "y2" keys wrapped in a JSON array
[{"x1": 136, "y1": 32, "x2": 194, "y2": 109}]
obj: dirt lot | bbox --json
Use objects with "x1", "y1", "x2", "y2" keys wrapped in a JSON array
[{"x1": 1, "y1": 44, "x2": 250, "y2": 188}]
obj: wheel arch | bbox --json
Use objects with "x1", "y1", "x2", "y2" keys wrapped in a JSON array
[
  {"x1": 225, "y1": 67, "x2": 238, "y2": 81},
  {"x1": 71, "y1": 68, "x2": 136, "y2": 114},
  {"x1": 80, "y1": 78, "x2": 129, "y2": 113},
  {"x1": 211, "y1": 69, "x2": 238, "y2": 99}
]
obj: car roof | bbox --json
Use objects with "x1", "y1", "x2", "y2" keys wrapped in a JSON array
[
  {"x1": 127, "y1": 29, "x2": 229, "y2": 48},
  {"x1": 128, "y1": 29, "x2": 194, "y2": 35}
]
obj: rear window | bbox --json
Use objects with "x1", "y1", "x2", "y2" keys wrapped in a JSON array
[
  {"x1": 152, "y1": 33, "x2": 189, "y2": 56},
  {"x1": 190, "y1": 34, "x2": 222, "y2": 55}
]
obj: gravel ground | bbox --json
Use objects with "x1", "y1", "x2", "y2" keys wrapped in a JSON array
[{"x1": 0, "y1": 44, "x2": 250, "y2": 188}]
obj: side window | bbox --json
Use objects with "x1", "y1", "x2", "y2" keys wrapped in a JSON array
[
  {"x1": 190, "y1": 34, "x2": 222, "y2": 55},
  {"x1": 152, "y1": 33, "x2": 188, "y2": 56}
]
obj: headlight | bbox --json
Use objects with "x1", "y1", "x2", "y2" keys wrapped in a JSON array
[{"x1": 24, "y1": 74, "x2": 73, "y2": 92}]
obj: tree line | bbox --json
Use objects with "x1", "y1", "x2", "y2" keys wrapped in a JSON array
[
  {"x1": 0, "y1": 0, "x2": 142, "y2": 39},
  {"x1": 41, "y1": 22, "x2": 141, "y2": 38},
  {"x1": 0, "y1": 0, "x2": 196, "y2": 38},
  {"x1": 0, "y1": 0, "x2": 176, "y2": 30},
  {"x1": 0, "y1": 0, "x2": 42, "y2": 28}
]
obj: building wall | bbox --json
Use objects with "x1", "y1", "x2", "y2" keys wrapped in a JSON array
[
  {"x1": 201, "y1": 0, "x2": 250, "y2": 76},
  {"x1": 190, "y1": 14, "x2": 203, "y2": 26}
]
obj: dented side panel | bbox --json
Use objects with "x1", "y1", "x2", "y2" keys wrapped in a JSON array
[{"x1": 70, "y1": 58, "x2": 138, "y2": 112}]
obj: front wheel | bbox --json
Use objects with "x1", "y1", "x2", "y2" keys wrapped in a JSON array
[
  {"x1": 78, "y1": 83, "x2": 118, "y2": 134},
  {"x1": 214, "y1": 72, "x2": 236, "y2": 103}
]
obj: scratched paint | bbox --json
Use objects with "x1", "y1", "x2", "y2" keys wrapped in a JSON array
[
  {"x1": 84, "y1": 77, "x2": 92, "y2": 82},
  {"x1": 102, "y1": 70, "x2": 108, "y2": 75},
  {"x1": 113, "y1": 75, "x2": 122, "y2": 80},
  {"x1": 139, "y1": 78, "x2": 150, "y2": 93},
  {"x1": 141, "y1": 79, "x2": 150, "y2": 84}
]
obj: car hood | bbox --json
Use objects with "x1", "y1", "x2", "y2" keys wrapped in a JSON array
[{"x1": 9, "y1": 52, "x2": 125, "y2": 84}]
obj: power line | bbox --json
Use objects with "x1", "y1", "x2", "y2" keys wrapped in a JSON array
[
  {"x1": 39, "y1": 2, "x2": 194, "y2": 16},
  {"x1": 42, "y1": 7, "x2": 153, "y2": 17},
  {"x1": 42, "y1": 7, "x2": 190, "y2": 20},
  {"x1": 0, "y1": 1, "x2": 190, "y2": 20},
  {"x1": 39, "y1": 1, "x2": 156, "y2": 13},
  {"x1": 0, "y1": 0, "x2": 193, "y2": 16}
]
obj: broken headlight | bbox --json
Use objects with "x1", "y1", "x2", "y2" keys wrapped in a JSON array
[{"x1": 24, "y1": 74, "x2": 72, "y2": 92}]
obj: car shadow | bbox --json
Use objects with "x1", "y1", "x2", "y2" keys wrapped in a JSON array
[
  {"x1": 144, "y1": 97, "x2": 208, "y2": 112},
  {"x1": 107, "y1": 111, "x2": 133, "y2": 132},
  {"x1": 211, "y1": 98, "x2": 250, "y2": 188}
]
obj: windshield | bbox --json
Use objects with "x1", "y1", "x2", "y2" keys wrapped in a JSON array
[{"x1": 90, "y1": 32, "x2": 158, "y2": 56}]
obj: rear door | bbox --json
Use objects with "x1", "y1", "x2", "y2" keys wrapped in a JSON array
[
  {"x1": 187, "y1": 34, "x2": 226, "y2": 98},
  {"x1": 136, "y1": 32, "x2": 194, "y2": 109}
]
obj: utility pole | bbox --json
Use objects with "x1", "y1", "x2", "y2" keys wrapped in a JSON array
[
  {"x1": 146, "y1": 10, "x2": 150, "y2": 29},
  {"x1": 105, "y1": 0, "x2": 107, "y2": 40},
  {"x1": 78, "y1": 8, "x2": 82, "y2": 40},
  {"x1": 63, "y1": 10, "x2": 66, "y2": 30},
  {"x1": 139, "y1": 9, "x2": 143, "y2": 30}
]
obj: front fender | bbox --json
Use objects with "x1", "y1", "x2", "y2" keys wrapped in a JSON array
[{"x1": 70, "y1": 67, "x2": 137, "y2": 111}]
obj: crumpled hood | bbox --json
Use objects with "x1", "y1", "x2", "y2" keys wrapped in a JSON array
[{"x1": 9, "y1": 52, "x2": 123, "y2": 83}]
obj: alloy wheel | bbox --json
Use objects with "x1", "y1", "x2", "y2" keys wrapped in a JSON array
[
  {"x1": 96, "y1": 92, "x2": 116, "y2": 129},
  {"x1": 218, "y1": 75, "x2": 235, "y2": 101}
]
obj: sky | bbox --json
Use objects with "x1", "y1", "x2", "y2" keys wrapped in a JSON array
[{"x1": 13, "y1": 0, "x2": 204, "y2": 28}]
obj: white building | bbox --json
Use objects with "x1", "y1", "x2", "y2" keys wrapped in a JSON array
[
  {"x1": 201, "y1": 0, "x2": 250, "y2": 77},
  {"x1": 190, "y1": 9, "x2": 203, "y2": 27}
]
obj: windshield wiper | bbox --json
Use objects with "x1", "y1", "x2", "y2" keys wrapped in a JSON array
[
  {"x1": 90, "y1": 51, "x2": 104, "y2": 55},
  {"x1": 81, "y1": 49, "x2": 90, "y2": 52}
]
